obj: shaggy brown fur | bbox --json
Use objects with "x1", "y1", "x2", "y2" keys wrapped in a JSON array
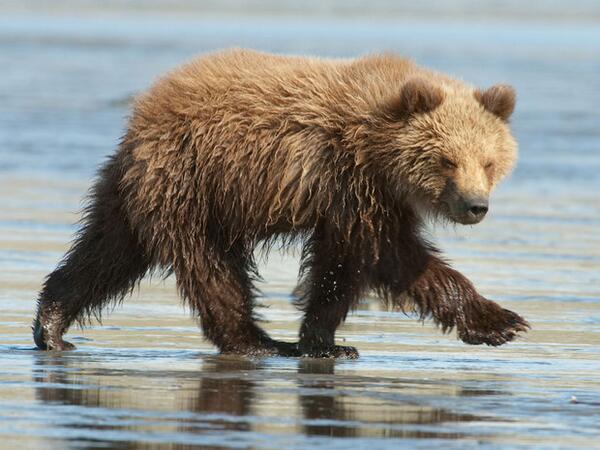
[{"x1": 33, "y1": 49, "x2": 529, "y2": 357}]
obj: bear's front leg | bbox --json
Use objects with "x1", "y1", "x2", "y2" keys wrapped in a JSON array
[
  {"x1": 375, "y1": 239, "x2": 529, "y2": 346},
  {"x1": 410, "y1": 258, "x2": 530, "y2": 345},
  {"x1": 295, "y1": 231, "x2": 367, "y2": 359}
]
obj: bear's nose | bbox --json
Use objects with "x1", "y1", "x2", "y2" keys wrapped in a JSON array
[{"x1": 465, "y1": 198, "x2": 489, "y2": 218}]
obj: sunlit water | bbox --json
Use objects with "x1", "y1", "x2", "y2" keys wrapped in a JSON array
[{"x1": 1, "y1": 3, "x2": 599, "y2": 449}]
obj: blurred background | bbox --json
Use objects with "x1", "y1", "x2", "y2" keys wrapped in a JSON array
[{"x1": 0, "y1": 1, "x2": 599, "y2": 449}]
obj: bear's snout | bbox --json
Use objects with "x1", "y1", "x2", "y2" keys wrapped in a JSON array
[
  {"x1": 440, "y1": 180, "x2": 490, "y2": 225},
  {"x1": 464, "y1": 196, "x2": 489, "y2": 222},
  {"x1": 453, "y1": 195, "x2": 489, "y2": 224}
]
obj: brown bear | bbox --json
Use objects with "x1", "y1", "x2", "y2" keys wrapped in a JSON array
[{"x1": 33, "y1": 49, "x2": 529, "y2": 358}]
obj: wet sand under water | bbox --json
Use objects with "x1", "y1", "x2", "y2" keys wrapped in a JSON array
[
  {"x1": 2, "y1": 235, "x2": 599, "y2": 449},
  {"x1": 1, "y1": 3, "x2": 600, "y2": 449}
]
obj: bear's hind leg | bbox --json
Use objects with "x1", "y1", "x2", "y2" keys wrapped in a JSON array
[
  {"x1": 34, "y1": 156, "x2": 151, "y2": 350},
  {"x1": 174, "y1": 242, "x2": 300, "y2": 357},
  {"x1": 295, "y1": 230, "x2": 366, "y2": 359}
]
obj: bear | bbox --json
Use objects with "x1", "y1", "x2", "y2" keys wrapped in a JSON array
[{"x1": 33, "y1": 49, "x2": 529, "y2": 358}]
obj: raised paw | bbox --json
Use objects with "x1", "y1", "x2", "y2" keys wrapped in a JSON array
[
  {"x1": 457, "y1": 298, "x2": 530, "y2": 346},
  {"x1": 300, "y1": 344, "x2": 359, "y2": 359}
]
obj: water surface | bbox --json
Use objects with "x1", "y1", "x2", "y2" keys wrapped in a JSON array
[{"x1": 1, "y1": 3, "x2": 599, "y2": 449}]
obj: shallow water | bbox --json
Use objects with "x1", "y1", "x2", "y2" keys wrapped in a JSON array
[{"x1": 1, "y1": 3, "x2": 600, "y2": 449}]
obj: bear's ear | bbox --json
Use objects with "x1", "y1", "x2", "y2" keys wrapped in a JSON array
[
  {"x1": 474, "y1": 84, "x2": 516, "y2": 121},
  {"x1": 384, "y1": 77, "x2": 445, "y2": 120}
]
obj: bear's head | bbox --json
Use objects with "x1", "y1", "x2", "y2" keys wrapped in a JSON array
[{"x1": 367, "y1": 77, "x2": 517, "y2": 225}]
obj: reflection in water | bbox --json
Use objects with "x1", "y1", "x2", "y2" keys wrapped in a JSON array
[
  {"x1": 31, "y1": 353, "x2": 501, "y2": 449},
  {"x1": 297, "y1": 359, "x2": 357, "y2": 438},
  {"x1": 296, "y1": 359, "x2": 493, "y2": 440},
  {"x1": 179, "y1": 356, "x2": 259, "y2": 434},
  {"x1": 33, "y1": 354, "x2": 140, "y2": 450}
]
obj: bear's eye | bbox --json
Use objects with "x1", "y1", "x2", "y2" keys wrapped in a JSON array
[
  {"x1": 484, "y1": 162, "x2": 494, "y2": 170},
  {"x1": 440, "y1": 157, "x2": 457, "y2": 170}
]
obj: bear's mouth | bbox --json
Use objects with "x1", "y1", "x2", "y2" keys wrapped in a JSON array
[{"x1": 451, "y1": 212, "x2": 487, "y2": 225}]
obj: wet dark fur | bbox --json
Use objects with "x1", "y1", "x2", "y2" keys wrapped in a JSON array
[
  {"x1": 33, "y1": 49, "x2": 529, "y2": 357},
  {"x1": 33, "y1": 149, "x2": 150, "y2": 351}
]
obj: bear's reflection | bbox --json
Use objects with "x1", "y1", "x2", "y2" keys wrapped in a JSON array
[
  {"x1": 295, "y1": 358, "x2": 493, "y2": 440},
  {"x1": 179, "y1": 356, "x2": 258, "y2": 434},
  {"x1": 32, "y1": 353, "x2": 497, "y2": 449},
  {"x1": 296, "y1": 358, "x2": 357, "y2": 437}
]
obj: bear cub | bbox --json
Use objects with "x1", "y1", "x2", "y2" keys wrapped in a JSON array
[{"x1": 33, "y1": 49, "x2": 529, "y2": 358}]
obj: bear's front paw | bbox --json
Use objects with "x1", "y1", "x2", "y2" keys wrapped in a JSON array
[
  {"x1": 457, "y1": 297, "x2": 529, "y2": 346},
  {"x1": 222, "y1": 339, "x2": 302, "y2": 357},
  {"x1": 300, "y1": 344, "x2": 359, "y2": 359}
]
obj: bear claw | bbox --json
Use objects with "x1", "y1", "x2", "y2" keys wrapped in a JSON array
[{"x1": 458, "y1": 302, "x2": 530, "y2": 346}]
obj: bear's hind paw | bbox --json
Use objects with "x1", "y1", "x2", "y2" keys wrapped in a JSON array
[{"x1": 33, "y1": 319, "x2": 76, "y2": 351}]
